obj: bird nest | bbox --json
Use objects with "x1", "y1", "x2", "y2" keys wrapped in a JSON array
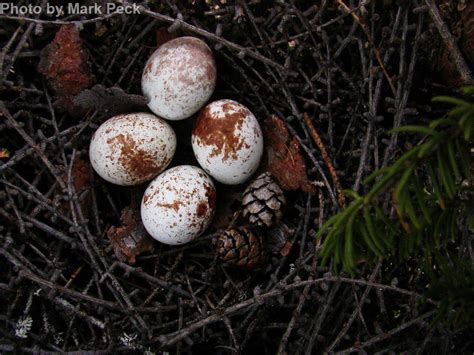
[{"x1": 0, "y1": 1, "x2": 472, "y2": 353}]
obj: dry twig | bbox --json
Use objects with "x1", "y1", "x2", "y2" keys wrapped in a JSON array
[
  {"x1": 424, "y1": 0, "x2": 473, "y2": 85},
  {"x1": 303, "y1": 112, "x2": 346, "y2": 208},
  {"x1": 335, "y1": 0, "x2": 397, "y2": 96}
]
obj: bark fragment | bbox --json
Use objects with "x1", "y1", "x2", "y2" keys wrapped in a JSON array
[
  {"x1": 107, "y1": 206, "x2": 154, "y2": 265},
  {"x1": 38, "y1": 24, "x2": 95, "y2": 106},
  {"x1": 264, "y1": 115, "x2": 315, "y2": 194}
]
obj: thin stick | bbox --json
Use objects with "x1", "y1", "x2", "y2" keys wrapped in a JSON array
[
  {"x1": 303, "y1": 113, "x2": 346, "y2": 208},
  {"x1": 335, "y1": 0, "x2": 397, "y2": 96},
  {"x1": 277, "y1": 283, "x2": 311, "y2": 354},
  {"x1": 327, "y1": 262, "x2": 382, "y2": 351},
  {"x1": 334, "y1": 310, "x2": 437, "y2": 354},
  {"x1": 19, "y1": 270, "x2": 129, "y2": 312},
  {"x1": 133, "y1": 4, "x2": 292, "y2": 73},
  {"x1": 158, "y1": 275, "x2": 434, "y2": 346},
  {"x1": 0, "y1": 102, "x2": 66, "y2": 190},
  {"x1": 424, "y1": 0, "x2": 473, "y2": 85}
]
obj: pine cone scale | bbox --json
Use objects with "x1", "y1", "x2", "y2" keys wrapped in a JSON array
[{"x1": 266, "y1": 196, "x2": 283, "y2": 211}]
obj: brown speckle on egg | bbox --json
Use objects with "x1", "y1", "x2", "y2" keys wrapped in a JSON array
[
  {"x1": 142, "y1": 37, "x2": 216, "y2": 121},
  {"x1": 196, "y1": 202, "x2": 208, "y2": 217},
  {"x1": 141, "y1": 166, "x2": 216, "y2": 245},
  {"x1": 89, "y1": 113, "x2": 176, "y2": 186},
  {"x1": 192, "y1": 102, "x2": 247, "y2": 161},
  {"x1": 106, "y1": 133, "x2": 161, "y2": 182},
  {"x1": 191, "y1": 100, "x2": 264, "y2": 185}
]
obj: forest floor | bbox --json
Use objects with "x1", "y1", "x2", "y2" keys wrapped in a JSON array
[{"x1": 0, "y1": 0, "x2": 473, "y2": 353}]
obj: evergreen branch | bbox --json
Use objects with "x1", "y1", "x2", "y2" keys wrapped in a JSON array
[{"x1": 318, "y1": 87, "x2": 474, "y2": 274}]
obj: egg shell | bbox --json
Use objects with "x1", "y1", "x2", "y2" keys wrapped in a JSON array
[
  {"x1": 89, "y1": 113, "x2": 176, "y2": 186},
  {"x1": 191, "y1": 99, "x2": 264, "y2": 185},
  {"x1": 142, "y1": 36, "x2": 216, "y2": 121},
  {"x1": 141, "y1": 165, "x2": 216, "y2": 245}
]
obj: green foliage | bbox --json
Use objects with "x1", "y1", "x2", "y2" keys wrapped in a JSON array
[
  {"x1": 427, "y1": 255, "x2": 474, "y2": 328},
  {"x1": 317, "y1": 87, "x2": 474, "y2": 328},
  {"x1": 318, "y1": 87, "x2": 474, "y2": 274}
]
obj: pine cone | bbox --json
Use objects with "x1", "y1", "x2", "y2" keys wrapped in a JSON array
[
  {"x1": 268, "y1": 222, "x2": 294, "y2": 256},
  {"x1": 213, "y1": 227, "x2": 266, "y2": 268},
  {"x1": 242, "y1": 172, "x2": 286, "y2": 227}
]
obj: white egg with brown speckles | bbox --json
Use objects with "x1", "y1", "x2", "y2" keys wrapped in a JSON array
[
  {"x1": 142, "y1": 36, "x2": 216, "y2": 121},
  {"x1": 141, "y1": 165, "x2": 216, "y2": 245},
  {"x1": 192, "y1": 99, "x2": 264, "y2": 185},
  {"x1": 89, "y1": 113, "x2": 176, "y2": 186}
]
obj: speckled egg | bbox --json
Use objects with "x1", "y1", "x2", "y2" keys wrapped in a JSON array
[
  {"x1": 141, "y1": 165, "x2": 216, "y2": 245},
  {"x1": 89, "y1": 113, "x2": 176, "y2": 186},
  {"x1": 191, "y1": 99, "x2": 264, "y2": 185},
  {"x1": 142, "y1": 36, "x2": 216, "y2": 121}
]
